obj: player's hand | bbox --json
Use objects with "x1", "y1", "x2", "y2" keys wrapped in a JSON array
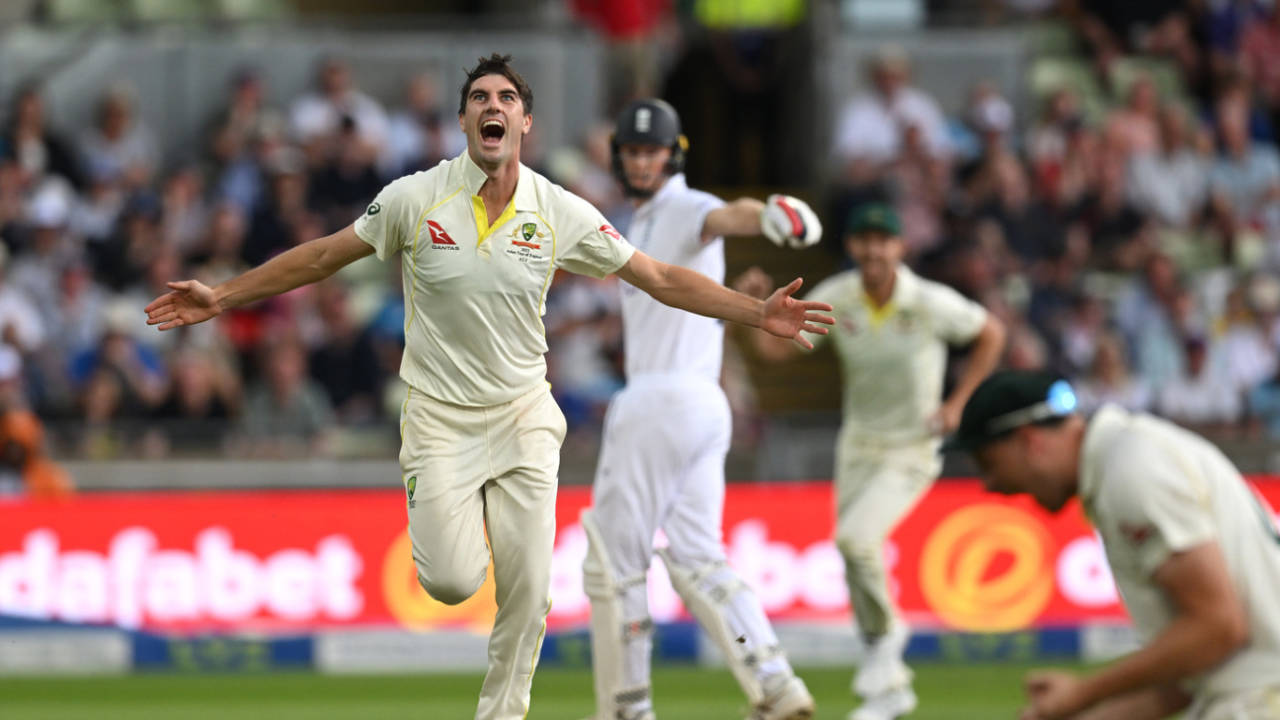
[
  {"x1": 144, "y1": 280, "x2": 222, "y2": 331},
  {"x1": 732, "y1": 266, "x2": 774, "y2": 300},
  {"x1": 1020, "y1": 669, "x2": 1093, "y2": 720},
  {"x1": 927, "y1": 398, "x2": 964, "y2": 436},
  {"x1": 760, "y1": 277, "x2": 834, "y2": 349},
  {"x1": 760, "y1": 194, "x2": 822, "y2": 249}
]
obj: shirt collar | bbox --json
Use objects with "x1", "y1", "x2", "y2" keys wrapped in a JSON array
[
  {"x1": 458, "y1": 150, "x2": 538, "y2": 212},
  {"x1": 637, "y1": 173, "x2": 687, "y2": 213},
  {"x1": 1079, "y1": 404, "x2": 1125, "y2": 508},
  {"x1": 860, "y1": 264, "x2": 916, "y2": 307}
]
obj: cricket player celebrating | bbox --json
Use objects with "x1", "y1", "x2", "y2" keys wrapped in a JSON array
[
  {"x1": 736, "y1": 203, "x2": 1005, "y2": 720},
  {"x1": 581, "y1": 98, "x2": 823, "y2": 720},
  {"x1": 945, "y1": 370, "x2": 1280, "y2": 720},
  {"x1": 144, "y1": 55, "x2": 834, "y2": 720}
]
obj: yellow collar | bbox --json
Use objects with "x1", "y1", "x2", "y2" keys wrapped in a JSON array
[
  {"x1": 458, "y1": 151, "x2": 537, "y2": 244},
  {"x1": 458, "y1": 150, "x2": 538, "y2": 212}
]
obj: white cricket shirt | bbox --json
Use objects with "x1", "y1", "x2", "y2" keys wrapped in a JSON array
[
  {"x1": 355, "y1": 151, "x2": 636, "y2": 407},
  {"x1": 803, "y1": 266, "x2": 986, "y2": 446},
  {"x1": 619, "y1": 173, "x2": 726, "y2": 382},
  {"x1": 1080, "y1": 405, "x2": 1280, "y2": 697}
]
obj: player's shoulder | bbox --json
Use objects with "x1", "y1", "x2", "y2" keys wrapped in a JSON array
[
  {"x1": 664, "y1": 175, "x2": 723, "y2": 207},
  {"x1": 381, "y1": 161, "x2": 448, "y2": 201},
  {"x1": 527, "y1": 166, "x2": 610, "y2": 226},
  {"x1": 809, "y1": 269, "x2": 860, "y2": 300},
  {"x1": 1086, "y1": 407, "x2": 1187, "y2": 486}
]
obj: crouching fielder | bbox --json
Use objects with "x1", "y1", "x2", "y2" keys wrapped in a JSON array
[
  {"x1": 946, "y1": 371, "x2": 1280, "y2": 720},
  {"x1": 583, "y1": 98, "x2": 822, "y2": 720}
]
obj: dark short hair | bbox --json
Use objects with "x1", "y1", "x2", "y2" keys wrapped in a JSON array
[{"x1": 458, "y1": 53, "x2": 533, "y2": 116}]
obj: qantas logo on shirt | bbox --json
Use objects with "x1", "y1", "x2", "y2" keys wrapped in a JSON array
[
  {"x1": 599, "y1": 224, "x2": 622, "y2": 241},
  {"x1": 427, "y1": 220, "x2": 459, "y2": 250}
]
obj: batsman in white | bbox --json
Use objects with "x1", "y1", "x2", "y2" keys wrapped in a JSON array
[
  {"x1": 947, "y1": 370, "x2": 1280, "y2": 720},
  {"x1": 144, "y1": 55, "x2": 834, "y2": 720},
  {"x1": 581, "y1": 98, "x2": 823, "y2": 720},
  {"x1": 736, "y1": 203, "x2": 1005, "y2": 720}
]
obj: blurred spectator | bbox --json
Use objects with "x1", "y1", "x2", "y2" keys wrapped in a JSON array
[
  {"x1": 1205, "y1": 0, "x2": 1268, "y2": 70},
  {"x1": 77, "y1": 86, "x2": 157, "y2": 190},
  {"x1": 1208, "y1": 82, "x2": 1280, "y2": 229},
  {"x1": 90, "y1": 193, "x2": 162, "y2": 293},
  {"x1": 309, "y1": 114, "x2": 382, "y2": 229},
  {"x1": 1, "y1": 81, "x2": 86, "y2": 191},
  {"x1": 159, "y1": 166, "x2": 209, "y2": 256},
  {"x1": 1070, "y1": 0, "x2": 1182, "y2": 66},
  {"x1": 834, "y1": 46, "x2": 951, "y2": 187},
  {"x1": 1126, "y1": 104, "x2": 1209, "y2": 228},
  {"x1": 208, "y1": 69, "x2": 278, "y2": 171},
  {"x1": 0, "y1": 345, "x2": 71, "y2": 497},
  {"x1": 1074, "y1": 331, "x2": 1152, "y2": 413},
  {"x1": 307, "y1": 279, "x2": 382, "y2": 424},
  {"x1": 0, "y1": 245, "x2": 47, "y2": 357},
  {"x1": 148, "y1": 345, "x2": 241, "y2": 455},
  {"x1": 547, "y1": 121, "x2": 631, "y2": 227},
  {"x1": 191, "y1": 203, "x2": 249, "y2": 285},
  {"x1": 1158, "y1": 337, "x2": 1243, "y2": 430},
  {"x1": 1057, "y1": 292, "x2": 1108, "y2": 375},
  {"x1": 1212, "y1": 276, "x2": 1280, "y2": 392},
  {"x1": 570, "y1": 0, "x2": 674, "y2": 112},
  {"x1": 1027, "y1": 88, "x2": 1083, "y2": 183},
  {"x1": 76, "y1": 304, "x2": 167, "y2": 456},
  {"x1": 290, "y1": 57, "x2": 387, "y2": 164},
  {"x1": 381, "y1": 72, "x2": 466, "y2": 178},
  {"x1": 958, "y1": 83, "x2": 1018, "y2": 209},
  {"x1": 1240, "y1": 7, "x2": 1280, "y2": 128},
  {"x1": 235, "y1": 337, "x2": 335, "y2": 458},
  {"x1": 243, "y1": 146, "x2": 309, "y2": 265},
  {"x1": 1080, "y1": 155, "x2": 1153, "y2": 271},
  {"x1": 11, "y1": 183, "x2": 77, "y2": 314},
  {"x1": 1103, "y1": 74, "x2": 1160, "y2": 160},
  {"x1": 544, "y1": 272, "x2": 623, "y2": 431}
]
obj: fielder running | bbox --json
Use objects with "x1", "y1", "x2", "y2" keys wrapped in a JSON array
[
  {"x1": 582, "y1": 98, "x2": 823, "y2": 720},
  {"x1": 736, "y1": 203, "x2": 1004, "y2": 720},
  {"x1": 145, "y1": 55, "x2": 834, "y2": 720},
  {"x1": 946, "y1": 370, "x2": 1280, "y2": 720}
]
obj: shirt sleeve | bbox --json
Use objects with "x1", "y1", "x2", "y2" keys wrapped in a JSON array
[
  {"x1": 685, "y1": 189, "x2": 727, "y2": 246},
  {"x1": 925, "y1": 282, "x2": 987, "y2": 344},
  {"x1": 553, "y1": 191, "x2": 637, "y2": 278},
  {"x1": 1095, "y1": 436, "x2": 1218, "y2": 579},
  {"x1": 353, "y1": 175, "x2": 417, "y2": 260}
]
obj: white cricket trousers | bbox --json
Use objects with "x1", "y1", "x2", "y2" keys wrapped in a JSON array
[
  {"x1": 833, "y1": 430, "x2": 940, "y2": 638},
  {"x1": 587, "y1": 374, "x2": 785, "y2": 708},
  {"x1": 399, "y1": 383, "x2": 566, "y2": 720}
]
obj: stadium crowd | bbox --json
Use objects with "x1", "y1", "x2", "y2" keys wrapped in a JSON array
[
  {"x1": 2, "y1": 0, "x2": 1280, "y2": 477},
  {"x1": 832, "y1": 1, "x2": 1280, "y2": 444}
]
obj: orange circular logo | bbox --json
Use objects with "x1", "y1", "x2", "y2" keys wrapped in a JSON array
[
  {"x1": 919, "y1": 503, "x2": 1054, "y2": 631},
  {"x1": 381, "y1": 529, "x2": 497, "y2": 631}
]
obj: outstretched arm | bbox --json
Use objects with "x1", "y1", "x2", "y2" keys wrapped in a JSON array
[
  {"x1": 615, "y1": 250, "x2": 833, "y2": 348},
  {"x1": 931, "y1": 316, "x2": 1006, "y2": 434},
  {"x1": 702, "y1": 198, "x2": 766, "y2": 240},
  {"x1": 703, "y1": 194, "x2": 823, "y2": 248},
  {"x1": 145, "y1": 224, "x2": 374, "y2": 330}
]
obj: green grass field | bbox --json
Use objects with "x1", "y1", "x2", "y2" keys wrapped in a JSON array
[{"x1": 0, "y1": 662, "x2": 1077, "y2": 719}]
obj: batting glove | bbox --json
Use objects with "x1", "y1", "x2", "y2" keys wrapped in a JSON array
[{"x1": 760, "y1": 194, "x2": 822, "y2": 249}]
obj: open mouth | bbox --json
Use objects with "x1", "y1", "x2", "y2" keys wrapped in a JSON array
[{"x1": 480, "y1": 119, "x2": 505, "y2": 145}]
